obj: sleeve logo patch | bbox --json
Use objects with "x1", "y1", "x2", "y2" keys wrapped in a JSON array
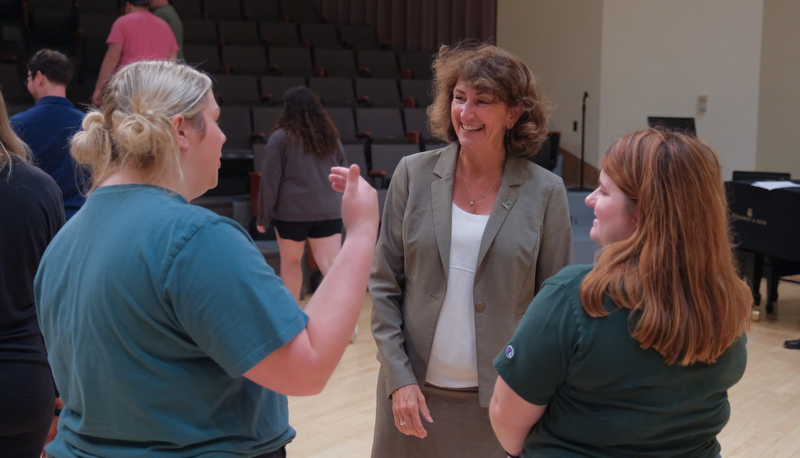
[{"x1": 505, "y1": 345, "x2": 514, "y2": 358}]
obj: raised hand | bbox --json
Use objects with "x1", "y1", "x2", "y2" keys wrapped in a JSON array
[{"x1": 329, "y1": 165, "x2": 378, "y2": 239}]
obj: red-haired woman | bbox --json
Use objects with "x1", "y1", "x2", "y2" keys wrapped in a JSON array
[{"x1": 490, "y1": 129, "x2": 751, "y2": 458}]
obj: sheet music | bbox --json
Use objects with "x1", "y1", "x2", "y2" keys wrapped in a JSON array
[{"x1": 750, "y1": 181, "x2": 800, "y2": 190}]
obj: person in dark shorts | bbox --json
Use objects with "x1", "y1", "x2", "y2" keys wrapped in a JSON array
[{"x1": 257, "y1": 87, "x2": 348, "y2": 303}]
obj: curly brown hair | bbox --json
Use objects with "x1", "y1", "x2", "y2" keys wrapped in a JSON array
[
  {"x1": 427, "y1": 42, "x2": 550, "y2": 158},
  {"x1": 277, "y1": 87, "x2": 340, "y2": 157}
]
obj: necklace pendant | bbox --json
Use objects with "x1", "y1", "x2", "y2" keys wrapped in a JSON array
[{"x1": 470, "y1": 200, "x2": 475, "y2": 205}]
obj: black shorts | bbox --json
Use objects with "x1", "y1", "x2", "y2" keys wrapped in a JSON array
[{"x1": 273, "y1": 219, "x2": 343, "y2": 242}]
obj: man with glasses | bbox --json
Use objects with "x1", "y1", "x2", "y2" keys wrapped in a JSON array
[{"x1": 11, "y1": 49, "x2": 88, "y2": 220}]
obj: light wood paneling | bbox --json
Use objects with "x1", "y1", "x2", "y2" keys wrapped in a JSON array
[{"x1": 287, "y1": 280, "x2": 800, "y2": 457}]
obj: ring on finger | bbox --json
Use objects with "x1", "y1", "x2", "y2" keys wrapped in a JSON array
[{"x1": 399, "y1": 421, "x2": 406, "y2": 426}]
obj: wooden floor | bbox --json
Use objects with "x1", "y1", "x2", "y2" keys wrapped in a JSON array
[{"x1": 286, "y1": 279, "x2": 800, "y2": 457}]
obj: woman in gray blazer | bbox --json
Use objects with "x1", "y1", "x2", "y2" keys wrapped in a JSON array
[{"x1": 369, "y1": 42, "x2": 573, "y2": 457}]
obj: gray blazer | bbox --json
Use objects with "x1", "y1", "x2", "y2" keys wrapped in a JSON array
[{"x1": 369, "y1": 143, "x2": 573, "y2": 407}]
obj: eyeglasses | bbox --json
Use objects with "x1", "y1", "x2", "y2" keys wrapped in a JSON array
[{"x1": 23, "y1": 72, "x2": 32, "y2": 87}]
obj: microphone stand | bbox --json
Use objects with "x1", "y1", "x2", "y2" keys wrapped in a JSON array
[{"x1": 571, "y1": 91, "x2": 592, "y2": 192}]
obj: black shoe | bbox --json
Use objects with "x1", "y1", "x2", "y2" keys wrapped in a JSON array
[{"x1": 784, "y1": 339, "x2": 800, "y2": 349}]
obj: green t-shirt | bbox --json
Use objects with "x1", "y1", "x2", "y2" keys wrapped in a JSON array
[
  {"x1": 494, "y1": 264, "x2": 746, "y2": 457},
  {"x1": 36, "y1": 185, "x2": 308, "y2": 457},
  {"x1": 153, "y1": 5, "x2": 184, "y2": 61}
]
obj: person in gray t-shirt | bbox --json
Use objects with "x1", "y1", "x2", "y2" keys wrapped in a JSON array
[{"x1": 256, "y1": 87, "x2": 349, "y2": 303}]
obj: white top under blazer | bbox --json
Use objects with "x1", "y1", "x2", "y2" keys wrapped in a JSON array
[{"x1": 426, "y1": 203, "x2": 489, "y2": 388}]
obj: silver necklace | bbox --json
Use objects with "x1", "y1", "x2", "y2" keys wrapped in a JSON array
[{"x1": 461, "y1": 168, "x2": 501, "y2": 206}]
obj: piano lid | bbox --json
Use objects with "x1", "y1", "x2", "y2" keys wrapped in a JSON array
[
  {"x1": 726, "y1": 181, "x2": 800, "y2": 263},
  {"x1": 749, "y1": 181, "x2": 800, "y2": 191}
]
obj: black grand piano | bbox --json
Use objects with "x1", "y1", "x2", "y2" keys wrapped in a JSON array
[{"x1": 726, "y1": 172, "x2": 800, "y2": 315}]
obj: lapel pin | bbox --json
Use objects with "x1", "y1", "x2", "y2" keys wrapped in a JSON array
[{"x1": 502, "y1": 199, "x2": 512, "y2": 210}]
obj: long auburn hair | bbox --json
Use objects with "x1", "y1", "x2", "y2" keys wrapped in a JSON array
[
  {"x1": 277, "y1": 86, "x2": 340, "y2": 157},
  {"x1": 580, "y1": 129, "x2": 751, "y2": 365}
]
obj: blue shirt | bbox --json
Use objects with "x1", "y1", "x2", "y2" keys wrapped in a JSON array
[
  {"x1": 11, "y1": 96, "x2": 87, "y2": 219},
  {"x1": 35, "y1": 185, "x2": 309, "y2": 457}
]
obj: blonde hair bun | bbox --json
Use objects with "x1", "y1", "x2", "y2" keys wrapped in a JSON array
[{"x1": 70, "y1": 61, "x2": 212, "y2": 193}]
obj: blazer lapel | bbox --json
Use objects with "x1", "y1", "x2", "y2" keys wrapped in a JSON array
[
  {"x1": 431, "y1": 144, "x2": 459, "y2": 280},
  {"x1": 476, "y1": 156, "x2": 527, "y2": 269}
]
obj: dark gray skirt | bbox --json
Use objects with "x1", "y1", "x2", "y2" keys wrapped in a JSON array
[{"x1": 371, "y1": 372, "x2": 505, "y2": 458}]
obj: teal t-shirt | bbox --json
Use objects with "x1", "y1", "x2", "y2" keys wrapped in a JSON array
[
  {"x1": 494, "y1": 264, "x2": 746, "y2": 457},
  {"x1": 35, "y1": 185, "x2": 309, "y2": 457}
]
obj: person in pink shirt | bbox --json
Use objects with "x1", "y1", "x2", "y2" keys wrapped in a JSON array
[{"x1": 91, "y1": 0, "x2": 178, "y2": 106}]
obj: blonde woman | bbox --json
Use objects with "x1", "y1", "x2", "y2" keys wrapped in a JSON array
[{"x1": 35, "y1": 61, "x2": 378, "y2": 458}]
